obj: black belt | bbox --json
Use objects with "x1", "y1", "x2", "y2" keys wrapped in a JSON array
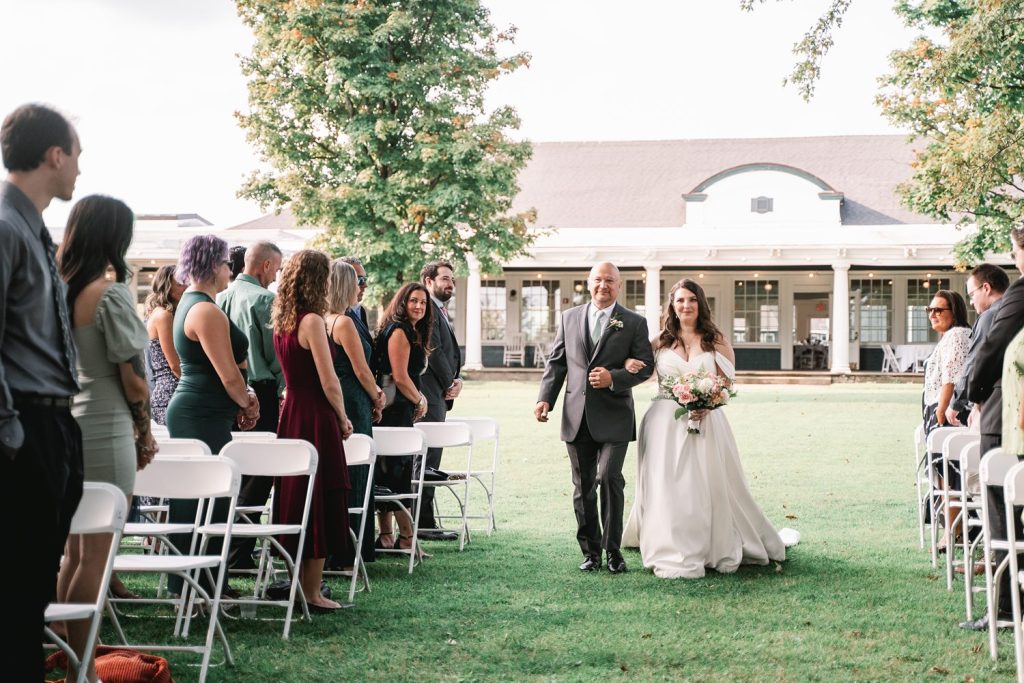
[
  {"x1": 250, "y1": 379, "x2": 278, "y2": 386},
  {"x1": 12, "y1": 393, "x2": 73, "y2": 409}
]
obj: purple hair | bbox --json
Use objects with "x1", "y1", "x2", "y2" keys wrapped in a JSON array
[{"x1": 177, "y1": 234, "x2": 228, "y2": 285}]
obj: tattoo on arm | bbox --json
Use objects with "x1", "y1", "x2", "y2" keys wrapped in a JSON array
[
  {"x1": 128, "y1": 398, "x2": 152, "y2": 438},
  {"x1": 130, "y1": 353, "x2": 147, "y2": 380}
]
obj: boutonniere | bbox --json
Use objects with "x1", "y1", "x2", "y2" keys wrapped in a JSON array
[{"x1": 607, "y1": 314, "x2": 624, "y2": 331}]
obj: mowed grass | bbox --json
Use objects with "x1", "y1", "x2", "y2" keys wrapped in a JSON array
[{"x1": 96, "y1": 380, "x2": 1015, "y2": 682}]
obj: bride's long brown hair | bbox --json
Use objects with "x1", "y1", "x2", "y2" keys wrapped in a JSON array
[{"x1": 655, "y1": 278, "x2": 724, "y2": 353}]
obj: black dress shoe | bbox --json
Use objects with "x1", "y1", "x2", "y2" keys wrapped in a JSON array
[
  {"x1": 959, "y1": 614, "x2": 1013, "y2": 631},
  {"x1": 607, "y1": 552, "x2": 627, "y2": 574},
  {"x1": 579, "y1": 555, "x2": 601, "y2": 572},
  {"x1": 418, "y1": 529, "x2": 458, "y2": 541}
]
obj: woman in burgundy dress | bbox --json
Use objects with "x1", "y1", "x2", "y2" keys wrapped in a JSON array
[{"x1": 271, "y1": 250, "x2": 353, "y2": 612}]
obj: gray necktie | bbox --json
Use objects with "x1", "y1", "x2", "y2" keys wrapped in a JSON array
[
  {"x1": 591, "y1": 310, "x2": 606, "y2": 346},
  {"x1": 40, "y1": 227, "x2": 79, "y2": 389}
]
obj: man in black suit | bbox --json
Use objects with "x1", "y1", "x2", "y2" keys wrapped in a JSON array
[
  {"x1": 339, "y1": 256, "x2": 374, "y2": 370},
  {"x1": 417, "y1": 260, "x2": 464, "y2": 539},
  {"x1": 965, "y1": 233, "x2": 1024, "y2": 630},
  {"x1": 535, "y1": 262, "x2": 655, "y2": 573}
]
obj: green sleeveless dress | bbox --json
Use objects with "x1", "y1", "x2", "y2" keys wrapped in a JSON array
[{"x1": 165, "y1": 291, "x2": 248, "y2": 593}]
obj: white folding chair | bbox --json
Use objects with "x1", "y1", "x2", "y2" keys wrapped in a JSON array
[
  {"x1": 416, "y1": 422, "x2": 473, "y2": 551},
  {"x1": 926, "y1": 425, "x2": 968, "y2": 566},
  {"x1": 881, "y1": 344, "x2": 900, "y2": 373},
  {"x1": 44, "y1": 483, "x2": 128, "y2": 683},
  {"x1": 941, "y1": 432, "x2": 979, "y2": 589},
  {"x1": 959, "y1": 441, "x2": 986, "y2": 622},
  {"x1": 1002, "y1": 461, "x2": 1024, "y2": 680},
  {"x1": 914, "y1": 423, "x2": 928, "y2": 548},
  {"x1": 980, "y1": 447, "x2": 1020, "y2": 660},
  {"x1": 229, "y1": 431, "x2": 277, "y2": 442},
  {"x1": 324, "y1": 433, "x2": 376, "y2": 602},
  {"x1": 372, "y1": 427, "x2": 428, "y2": 574},
  {"x1": 108, "y1": 456, "x2": 241, "y2": 683},
  {"x1": 502, "y1": 333, "x2": 525, "y2": 367},
  {"x1": 155, "y1": 437, "x2": 212, "y2": 457},
  {"x1": 212, "y1": 439, "x2": 318, "y2": 638},
  {"x1": 150, "y1": 421, "x2": 170, "y2": 439},
  {"x1": 446, "y1": 417, "x2": 500, "y2": 533}
]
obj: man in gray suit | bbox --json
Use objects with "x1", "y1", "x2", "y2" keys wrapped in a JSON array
[
  {"x1": 967, "y1": 240, "x2": 1024, "y2": 631},
  {"x1": 535, "y1": 262, "x2": 654, "y2": 573},
  {"x1": 946, "y1": 263, "x2": 1007, "y2": 428}
]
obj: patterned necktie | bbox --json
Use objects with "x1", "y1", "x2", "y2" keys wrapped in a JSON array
[
  {"x1": 591, "y1": 310, "x2": 606, "y2": 346},
  {"x1": 40, "y1": 227, "x2": 79, "y2": 389}
]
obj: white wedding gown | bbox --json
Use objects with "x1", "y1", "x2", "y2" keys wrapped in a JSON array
[{"x1": 621, "y1": 349, "x2": 795, "y2": 579}]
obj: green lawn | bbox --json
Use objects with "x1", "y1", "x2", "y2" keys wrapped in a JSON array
[{"x1": 94, "y1": 380, "x2": 1016, "y2": 681}]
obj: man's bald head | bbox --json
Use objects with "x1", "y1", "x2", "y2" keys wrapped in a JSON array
[
  {"x1": 588, "y1": 261, "x2": 621, "y2": 309},
  {"x1": 244, "y1": 240, "x2": 283, "y2": 288}
]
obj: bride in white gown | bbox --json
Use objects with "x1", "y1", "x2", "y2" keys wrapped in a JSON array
[{"x1": 621, "y1": 278, "x2": 794, "y2": 579}]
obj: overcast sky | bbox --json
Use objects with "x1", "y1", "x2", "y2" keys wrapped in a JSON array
[{"x1": 0, "y1": 0, "x2": 919, "y2": 228}]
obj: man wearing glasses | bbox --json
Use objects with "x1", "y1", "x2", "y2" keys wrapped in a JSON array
[
  {"x1": 946, "y1": 264, "x2": 1008, "y2": 429},
  {"x1": 338, "y1": 256, "x2": 374, "y2": 372}
]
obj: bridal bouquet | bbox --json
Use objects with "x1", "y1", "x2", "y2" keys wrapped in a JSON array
[{"x1": 660, "y1": 367, "x2": 737, "y2": 434}]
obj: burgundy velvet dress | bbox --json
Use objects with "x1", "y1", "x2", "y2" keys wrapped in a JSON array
[{"x1": 273, "y1": 313, "x2": 350, "y2": 560}]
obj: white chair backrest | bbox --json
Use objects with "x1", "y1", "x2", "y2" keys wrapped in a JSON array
[
  {"x1": 448, "y1": 416, "x2": 499, "y2": 441},
  {"x1": 415, "y1": 421, "x2": 473, "y2": 448},
  {"x1": 506, "y1": 333, "x2": 524, "y2": 352},
  {"x1": 219, "y1": 439, "x2": 317, "y2": 477},
  {"x1": 914, "y1": 423, "x2": 925, "y2": 449},
  {"x1": 1004, "y1": 461, "x2": 1024, "y2": 505},
  {"x1": 943, "y1": 433, "x2": 978, "y2": 463},
  {"x1": 981, "y1": 447, "x2": 1018, "y2": 487},
  {"x1": 71, "y1": 482, "x2": 128, "y2": 535},
  {"x1": 926, "y1": 426, "x2": 966, "y2": 454},
  {"x1": 155, "y1": 437, "x2": 211, "y2": 457},
  {"x1": 960, "y1": 441, "x2": 982, "y2": 475},
  {"x1": 150, "y1": 421, "x2": 170, "y2": 438},
  {"x1": 230, "y1": 431, "x2": 277, "y2": 442},
  {"x1": 372, "y1": 426, "x2": 426, "y2": 456},
  {"x1": 134, "y1": 455, "x2": 241, "y2": 499},
  {"x1": 344, "y1": 433, "x2": 376, "y2": 467}
]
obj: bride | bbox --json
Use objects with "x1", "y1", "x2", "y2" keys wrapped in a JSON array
[{"x1": 621, "y1": 278, "x2": 793, "y2": 579}]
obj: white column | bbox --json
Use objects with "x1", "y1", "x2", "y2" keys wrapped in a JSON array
[
  {"x1": 463, "y1": 255, "x2": 483, "y2": 370},
  {"x1": 644, "y1": 264, "x2": 662, "y2": 338},
  {"x1": 831, "y1": 262, "x2": 851, "y2": 374}
]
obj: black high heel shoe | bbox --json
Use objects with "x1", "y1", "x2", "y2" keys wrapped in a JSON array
[{"x1": 375, "y1": 531, "x2": 396, "y2": 550}]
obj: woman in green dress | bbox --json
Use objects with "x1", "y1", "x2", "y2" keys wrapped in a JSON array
[
  {"x1": 165, "y1": 234, "x2": 259, "y2": 595},
  {"x1": 56, "y1": 195, "x2": 154, "y2": 683},
  {"x1": 325, "y1": 258, "x2": 384, "y2": 566}
]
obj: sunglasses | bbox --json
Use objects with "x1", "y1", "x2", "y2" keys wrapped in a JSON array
[
  {"x1": 925, "y1": 306, "x2": 950, "y2": 315},
  {"x1": 357, "y1": 276, "x2": 368, "y2": 286}
]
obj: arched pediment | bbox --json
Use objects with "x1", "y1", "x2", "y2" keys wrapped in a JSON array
[{"x1": 682, "y1": 163, "x2": 843, "y2": 227}]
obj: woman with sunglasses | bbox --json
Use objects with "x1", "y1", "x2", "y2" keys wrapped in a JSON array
[{"x1": 922, "y1": 288, "x2": 970, "y2": 553}]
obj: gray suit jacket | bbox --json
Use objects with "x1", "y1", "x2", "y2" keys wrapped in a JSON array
[
  {"x1": 538, "y1": 303, "x2": 655, "y2": 444},
  {"x1": 951, "y1": 299, "x2": 1001, "y2": 412},
  {"x1": 969, "y1": 277, "x2": 1024, "y2": 437}
]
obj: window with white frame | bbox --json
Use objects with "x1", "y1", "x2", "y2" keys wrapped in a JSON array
[
  {"x1": 733, "y1": 279, "x2": 779, "y2": 343},
  {"x1": 480, "y1": 279, "x2": 506, "y2": 341},
  {"x1": 850, "y1": 278, "x2": 893, "y2": 343},
  {"x1": 907, "y1": 277, "x2": 950, "y2": 343},
  {"x1": 624, "y1": 278, "x2": 665, "y2": 319},
  {"x1": 520, "y1": 280, "x2": 561, "y2": 343}
]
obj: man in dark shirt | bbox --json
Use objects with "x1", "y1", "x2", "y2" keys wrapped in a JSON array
[{"x1": 0, "y1": 104, "x2": 85, "y2": 680}]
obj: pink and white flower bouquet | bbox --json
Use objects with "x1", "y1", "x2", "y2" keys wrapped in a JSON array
[{"x1": 659, "y1": 366, "x2": 737, "y2": 434}]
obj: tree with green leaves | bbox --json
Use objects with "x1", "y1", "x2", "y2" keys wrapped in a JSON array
[
  {"x1": 235, "y1": 0, "x2": 536, "y2": 300},
  {"x1": 743, "y1": 0, "x2": 1024, "y2": 266}
]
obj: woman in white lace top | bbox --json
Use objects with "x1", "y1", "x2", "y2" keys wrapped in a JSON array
[{"x1": 923, "y1": 289, "x2": 971, "y2": 434}]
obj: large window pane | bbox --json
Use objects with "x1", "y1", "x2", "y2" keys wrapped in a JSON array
[
  {"x1": 850, "y1": 278, "x2": 893, "y2": 343},
  {"x1": 521, "y1": 280, "x2": 560, "y2": 343},
  {"x1": 624, "y1": 278, "x2": 665, "y2": 319},
  {"x1": 571, "y1": 279, "x2": 590, "y2": 306},
  {"x1": 733, "y1": 280, "x2": 779, "y2": 343},
  {"x1": 907, "y1": 277, "x2": 950, "y2": 343},
  {"x1": 481, "y1": 280, "x2": 506, "y2": 341}
]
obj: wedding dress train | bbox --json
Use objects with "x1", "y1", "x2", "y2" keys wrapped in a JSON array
[{"x1": 621, "y1": 349, "x2": 795, "y2": 579}]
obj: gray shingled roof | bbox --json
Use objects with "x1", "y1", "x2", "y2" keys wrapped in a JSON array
[
  {"x1": 228, "y1": 135, "x2": 933, "y2": 230},
  {"x1": 510, "y1": 135, "x2": 934, "y2": 228}
]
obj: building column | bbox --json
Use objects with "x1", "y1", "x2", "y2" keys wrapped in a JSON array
[
  {"x1": 831, "y1": 262, "x2": 851, "y2": 374},
  {"x1": 644, "y1": 264, "x2": 662, "y2": 337},
  {"x1": 463, "y1": 255, "x2": 483, "y2": 370}
]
